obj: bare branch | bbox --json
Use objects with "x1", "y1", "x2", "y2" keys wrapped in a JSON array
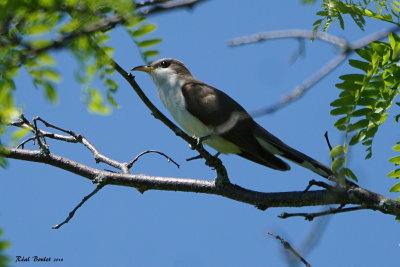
[
  {"x1": 3, "y1": 146, "x2": 400, "y2": 218},
  {"x1": 14, "y1": 116, "x2": 131, "y2": 174},
  {"x1": 52, "y1": 183, "x2": 106, "y2": 229},
  {"x1": 229, "y1": 29, "x2": 348, "y2": 48},
  {"x1": 127, "y1": 149, "x2": 180, "y2": 169},
  {"x1": 279, "y1": 205, "x2": 370, "y2": 221},
  {"x1": 229, "y1": 27, "x2": 400, "y2": 115},
  {"x1": 268, "y1": 232, "x2": 312, "y2": 267},
  {"x1": 249, "y1": 52, "x2": 347, "y2": 116}
]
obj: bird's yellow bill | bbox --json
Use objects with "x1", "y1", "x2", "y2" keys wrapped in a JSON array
[{"x1": 131, "y1": 65, "x2": 154, "y2": 72}]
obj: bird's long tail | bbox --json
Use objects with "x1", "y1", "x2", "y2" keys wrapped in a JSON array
[{"x1": 254, "y1": 127, "x2": 333, "y2": 179}]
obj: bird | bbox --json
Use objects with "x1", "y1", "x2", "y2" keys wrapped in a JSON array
[{"x1": 132, "y1": 58, "x2": 333, "y2": 178}]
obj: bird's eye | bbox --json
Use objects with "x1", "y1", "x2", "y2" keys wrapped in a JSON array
[{"x1": 160, "y1": 60, "x2": 170, "y2": 68}]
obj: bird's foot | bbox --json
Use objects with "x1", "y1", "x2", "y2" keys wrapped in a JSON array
[{"x1": 189, "y1": 134, "x2": 211, "y2": 150}]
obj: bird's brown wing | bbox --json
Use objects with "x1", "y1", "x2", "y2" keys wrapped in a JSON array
[{"x1": 181, "y1": 81, "x2": 290, "y2": 171}]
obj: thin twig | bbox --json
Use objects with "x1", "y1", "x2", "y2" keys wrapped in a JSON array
[
  {"x1": 304, "y1": 179, "x2": 333, "y2": 192},
  {"x1": 17, "y1": 136, "x2": 36, "y2": 149},
  {"x1": 268, "y1": 232, "x2": 312, "y2": 267},
  {"x1": 13, "y1": 116, "x2": 183, "y2": 175},
  {"x1": 52, "y1": 183, "x2": 106, "y2": 229},
  {"x1": 324, "y1": 131, "x2": 333, "y2": 152},
  {"x1": 127, "y1": 149, "x2": 180, "y2": 169},
  {"x1": 279, "y1": 205, "x2": 370, "y2": 221},
  {"x1": 32, "y1": 117, "x2": 49, "y2": 153}
]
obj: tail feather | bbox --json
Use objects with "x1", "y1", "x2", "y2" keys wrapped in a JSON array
[{"x1": 254, "y1": 127, "x2": 333, "y2": 178}]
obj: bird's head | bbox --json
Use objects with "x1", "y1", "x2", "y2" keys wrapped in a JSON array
[{"x1": 132, "y1": 58, "x2": 192, "y2": 83}]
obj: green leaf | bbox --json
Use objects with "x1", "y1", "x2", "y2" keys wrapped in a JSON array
[
  {"x1": 348, "y1": 59, "x2": 369, "y2": 72},
  {"x1": 362, "y1": 140, "x2": 372, "y2": 146},
  {"x1": 86, "y1": 89, "x2": 110, "y2": 115},
  {"x1": 389, "y1": 182, "x2": 400, "y2": 192},
  {"x1": 357, "y1": 97, "x2": 376, "y2": 106},
  {"x1": 331, "y1": 157, "x2": 345, "y2": 172},
  {"x1": 392, "y1": 143, "x2": 400, "y2": 152},
  {"x1": 347, "y1": 119, "x2": 369, "y2": 132},
  {"x1": 356, "y1": 48, "x2": 372, "y2": 62},
  {"x1": 105, "y1": 78, "x2": 117, "y2": 89},
  {"x1": 107, "y1": 91, "x2": 119, "y2": 108},
  {"x1": 330, "y1": 96, "x2": 355, "y2": 107},
  {"x1": 339, "y1": 74, "x2": 365, "y2": 82},
  {"x1": 44, "y1": 82, "x2": 58, "y2": 102},
  {"x1": 130, "y1": 24, "x2": 156, "y2": 38},
  {"x1": 42, "y1": 68, "x2": 61, "y2": 82},
  {"x1": 388, "y1": 169, "x2": 400, "y2": 178},
  {"x1": 11, "y1": 128, "x2": 30, "y2": 142},
  {"x1": 330, "y1": 106, "x2": 353, "y2": 115},
  {"x1": 137, "y1": 39, "x2": 162, "y2": 48},
  {"x1": 344, "y1": 167, "x2": 358, "y2": 182},
  {"x1": 389, "y1": 156, "x2": 400, "y2": 165},
  {"x1": 335, "y1": 81, "x2": 362, "y2": 91},
  {"x1": 143, "y1": 50, "x2": 159, "y2": 58},
  {"x1": 337, "y1": 12, "x2": 345, "y2": 29},
  {"x1": 334, "y1": 116, "x2": 349, "y2": 131},
  {"x1": 330, "y1": 145, "x2": 344, "y2": 158},
  {"x1": 349, "y1": 130, "x2": 366, "y2": 145},
  {"x1": 351, "y1": 108, "x2": 371, "y2": 117},
  {"x1": 38, "y1": 53, "x2": 55, "y2": 66}
]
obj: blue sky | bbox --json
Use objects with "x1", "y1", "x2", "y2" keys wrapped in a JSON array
[{"x1": 1, "y1": 1, "x2": 399, "y2": 266}]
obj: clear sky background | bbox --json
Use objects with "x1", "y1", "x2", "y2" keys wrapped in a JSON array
[{"x1": 1, "y1": 1, "x2": 399, "y2": 266}]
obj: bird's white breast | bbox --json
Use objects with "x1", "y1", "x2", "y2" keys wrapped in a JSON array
[
  {"x1": 149, "y1": 69, "x2": 240, "y2": 154},
  {"x1": 150, "y1": 69, "x2": 210, "y2": 137}
]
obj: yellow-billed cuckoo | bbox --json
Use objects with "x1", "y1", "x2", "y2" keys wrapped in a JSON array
[{"x1": 132, "y1": 58, "x2": 332, "y2": 178}]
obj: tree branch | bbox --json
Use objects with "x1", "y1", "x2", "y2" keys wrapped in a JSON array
[
  {"x1": 5, "y1": 0, "x2": 208, "y2": 66},
  {"x1": 3, "y1": 146, "x2": 400, "y2": 217},
  {"x1": 52, "y1": 183, "x2": 106, "y2": 229},
  {"x1": 229, "y1": 27, "x2": 400, "y2": 115},
  {"x1": 279, "y1": 205, "x2": 370, "y2": 221}
]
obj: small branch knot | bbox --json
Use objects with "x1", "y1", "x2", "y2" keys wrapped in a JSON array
[{"x1": 93, "y1": 173, "x2": 108, "y2": 184}]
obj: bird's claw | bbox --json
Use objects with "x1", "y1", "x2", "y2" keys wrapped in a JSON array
[{"x1": 189, "y1": 134, "x2": 211, "y2": 150}]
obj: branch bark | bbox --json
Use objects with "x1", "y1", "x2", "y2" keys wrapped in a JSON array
[{"x1": 3, "y1": 146, "x2": 400, "y2": 217}]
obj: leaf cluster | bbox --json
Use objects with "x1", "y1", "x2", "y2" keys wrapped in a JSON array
[
  {"x1": 0, "y1": 0, "x2": 163, "y2": 155},
  {"x1": 311, "y1": 1, "x2": 400, "y2": 191},
  {"x1": 331, "y1": 33, "x2": 400, "y2": 157},
  {"x1": 0, "y1": 0, "x2": 161, "y2": 119},
  {"x1": 313, "y1": 0, "x2": 400, "y2": 32},
  {"x1": 330, "y1": 34, "x2": 400, "y2": 183}
]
